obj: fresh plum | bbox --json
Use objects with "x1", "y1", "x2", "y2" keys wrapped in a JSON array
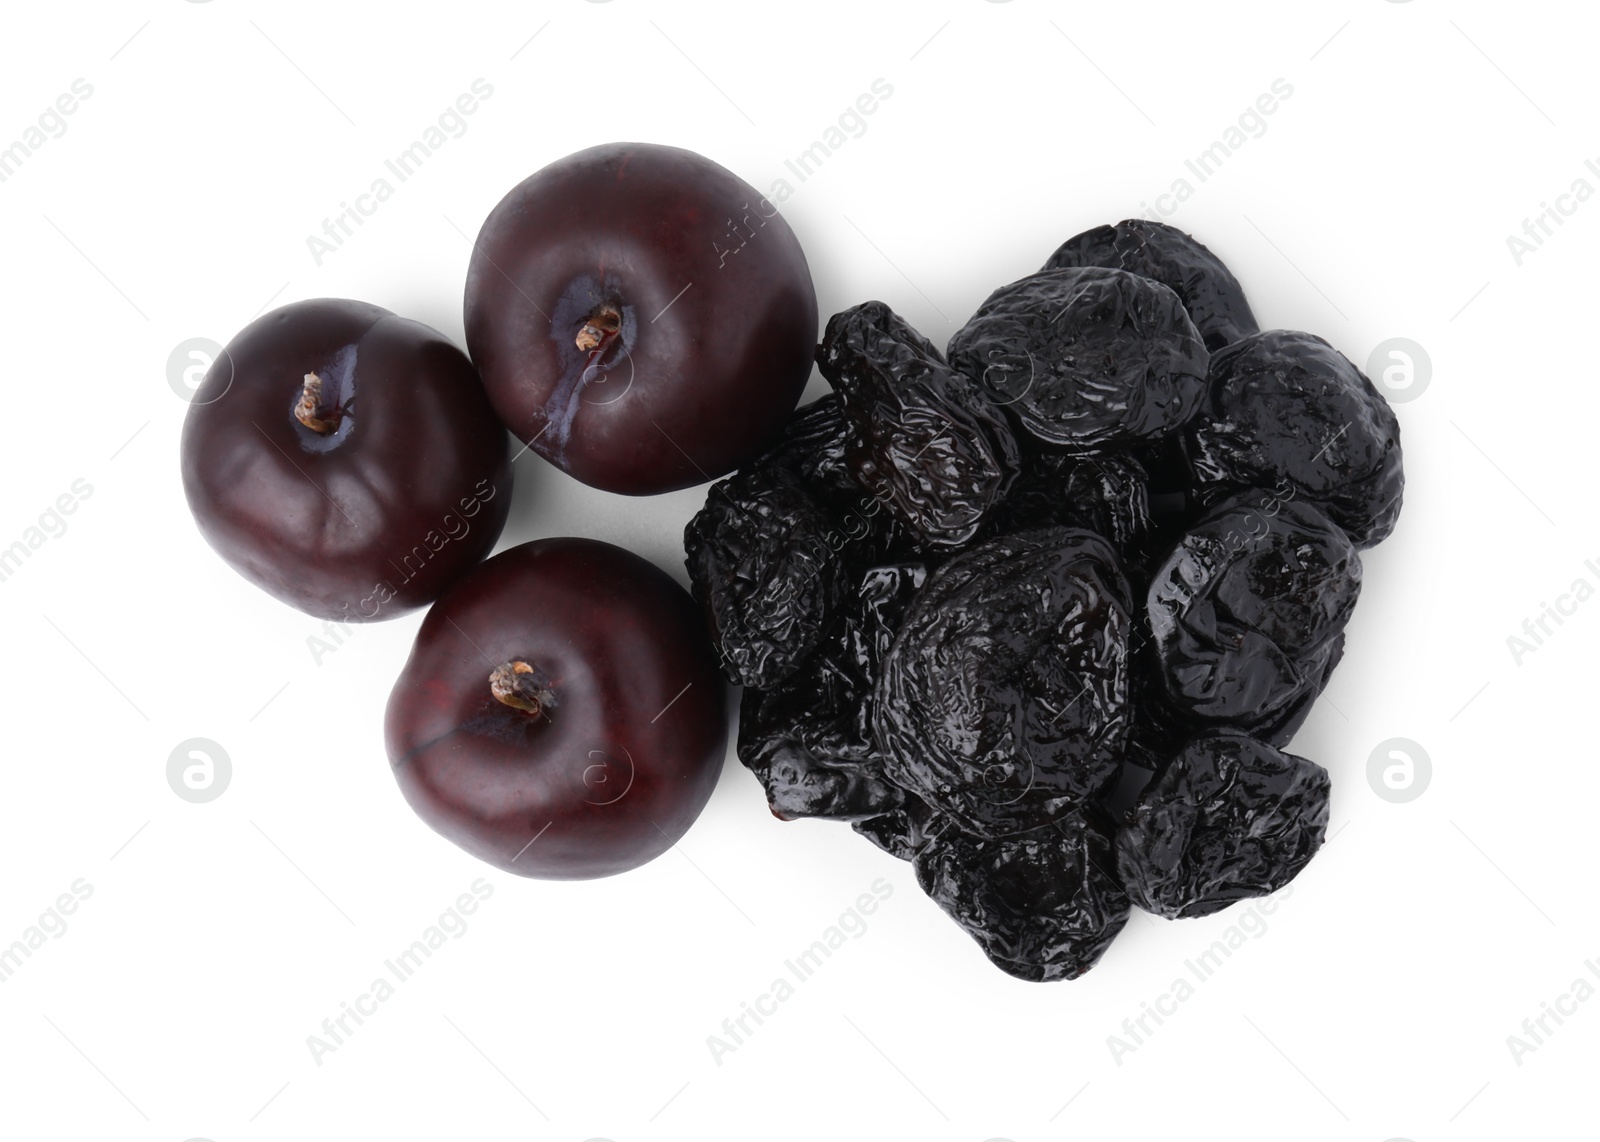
[
  {"x1": 180, "y1": 298, "x2": 511, "y2": 621},
  {"x1": 384, "y1": 538, "x2": 729, "y2": 879},
  {"x1": 464, "y1": 142, "x2": 818, "y2": 495}
]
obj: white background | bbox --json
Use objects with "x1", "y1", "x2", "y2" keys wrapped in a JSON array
[{"x1": 0, "y1": 1, "x2": 1590, "y2": 1139}]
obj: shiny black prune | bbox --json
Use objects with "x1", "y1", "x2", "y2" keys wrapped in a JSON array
[
  {"x1": 1100, "y1": 755, "x2": 1159, "y2": 821},
  {"x1": 1057, "y1": 455, "x2": 1157, "y2": 562},
  {"x1": 737, "y1": 563, "x2": 927, "y2": 821},
  {"x1": 684, "y1": 467, "x2": 843, "y2": 689},
  {"x1": 850, "y1": 563, "x2": 930, "y2": 687},
  {"x1": 818, "y1": 301, "x2": 1021, "y2": 546},
  {"x1": 1129, "y1": 609, "x2": 1344, "y2": 756},
  {"x1": 913, "y1": 808, "x2": 1130, "y2": 982},
  {"x1": 751, "y1": 393, "x2": 859, "y2": 508},
  {"x1": 1188, "y1": 330, "x2": 1403, "y2": 548},
  {"x1": 1123, "y1": 571, "x2": 1329, "y2": 825},
  {"x1": 738, "y1": 684, "x2": 904, "y2": 821},
  {"x1": 1043, "y1": 219, "x2": 1258, "y2": 352},
  {"x1": 1146, "y1": 490, "x2": 1360, "y2": 738},
  {"x1": 946, "y1": 267, "x2": 1208, "y2": 452},
  {"x1": 1117, "y1": 733, "x2": 1330, "y2": 919},
  {"x1": 1137, "y1": 432, "x2": 1198, "y2": 498},
  {"x1": 688, "y1": 211, "x2": 1401, "y2": 983},
  {"x1": 756, "y1": 397, "x2": 948, "y2": 569},
  {"x1": 874, "y1": 528, "x2": 1133, "y2": 837},
  {"x1": 1253, "y1": 631, "x2": 1344, "y2": 748},
  {"x1": 985, "y1": 447, "x2": 1157, "y2": 573},
  {"x1": 853, "y1": 793, "x2": 940, "y2": 861}
]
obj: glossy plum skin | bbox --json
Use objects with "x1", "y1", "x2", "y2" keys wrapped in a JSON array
[
  {"x1": 181, "y1": 299, "x2": 512, "y2": 621},
  {"x1": 384, "y1": 538, "x2": 729, "y2": 880},
  {"x1": 464, "y1": 142, "x2": 818, "y2": 495}
]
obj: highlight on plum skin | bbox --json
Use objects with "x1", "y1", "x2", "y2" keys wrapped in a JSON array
[
  {"x1": 384, "y1": 537, "x2": 729, "y2": 881},
  {"x1": 464, "y1": 141, "x2": 819, "y2": 496},
  {"x1": 180, "y1": 298, "x2": 512, "y2": 622}
]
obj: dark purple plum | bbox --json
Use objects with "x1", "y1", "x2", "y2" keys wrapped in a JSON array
[
  {"x1": 384, "y1": 538, "x2": 728, "y2": 880},
  {"x1": 464, "y1": 142, "x2": 817, "y2": 495},
  {"x1": 180, "y1": 298, "x2": 511, "y2": 621}
]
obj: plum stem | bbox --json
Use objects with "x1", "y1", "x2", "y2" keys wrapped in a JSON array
[
  {"x1": 490, "y1": 660, "x2": 555, "y2": 716},
  {"x1": 293, "y1": 371, "x2": 342, "y2": 434},
  {"x1": 574, "y1": 306, "x2": 621, "y2": 352}
]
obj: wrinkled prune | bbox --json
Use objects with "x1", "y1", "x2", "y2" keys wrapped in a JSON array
[
  {"x1": 1117, "y1": 733, "x2": 1330, "y2": 919},
  {"x1": 1188, "y1": 330, "x2": 1404, "y2": 548},
  {"x1": 986, "y1": 447, "x2": 1157, "y2": 572},
  {"x1": 1043, "y1": 219, "x2": 1258, "y2": 353},
  {"x1": 738, "y1": 563, "x2": 927, "y2": 821},
  {"x1": 738, "y1": 685, "x2": 904, "y2": 820},
  {"x1": 1128, "y1": 620, "x2": 1345, "y2": 758},
  {"x1": 853, "y1": 793, "x2": 940, "y2": 861},
  {"x1": 946, "y1": 267, "x2": 1209, "y2": 452},
  {"x1": 1146, "y1": 490, "x2": 1360, "y2": 738},
  {"x1": 686, "y1": 215, "x2": 1403, "y2": 983},
  {"x1": 1100, "y1": 756, "x2": 1159, "y2": 821},
  {"x1": 751, "y1": 393, "x2": 860, "y2": 508},
  {"x1": 874, "y1": 528, "x2": 1132, "y2": 836},
  {"x1": 1251, "y1": 630, "x2": 1345, "y2": 748},
  {"x1": 914, "y1": 809, "x2": 1130, "y2": 982},
  {"x1": 756, "y1": 397, "x2": 948, "y2": 569},
  {"x1": 849, "y1": 563, "x2": 931, "y2": 694},
  {"x1": 818, "y1": 301, "x2": 1020, "y2": 546},
  {"x1": 684, "y1": 467, "x2": 843, "y2": 689}
]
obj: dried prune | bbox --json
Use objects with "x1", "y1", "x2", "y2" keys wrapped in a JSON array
[
  {"x1": 1146, "y1": 490, "x2": 1360, "y2": 738},
  {"x1": 913, "y1": 808, "x2": 1130, "y2": 982},
  {"x1": 738, "y1": 685, "x2": 904, "y2": 820},
  {"x1": 853, "y1": 793, "x2": 940, "y2": 861},
  {"x1": 751, "y1": 393, "x2": 860, "y2": 508},
  {"x1": 734, "y1": 395, "x2": 927, "y2": 564},
  {"x1": 985, "y1": 447, "x2": 1157, "y2": 572},
  {"x1": 1117, "y1": 733, "x2": 1330, "y2": 919},
  {"x1": 738, "y1": 563, "x2": 927, "y2": 821},
  {"x1": 946, "y1": 267, "x2": 1208, "y2": 452},
  {"x1": 874, "y1": 528, "x2": 1133, "y2": 836},
  {"x1": 1057, "y1": 455, "x2": 1157, "y2": 563},
  {"x1": 683, "y1": 215, "x2": 1403, "y2": 983},
  {"x1": 817, "y1": 301, "x2": 1020, "y2": 546},
  {"x1": 1188, "y1": 330, "x2": 1404, "y2": 548},
  {"x1": 1043, "y1": 219, "x2": 1258, "y2": 352},
  {"x1": 684, "y1": 467, "x2": 843, "y2": 689},
  {"x1": 1100, "y1": 755, "x2": 1159, "y2": 821},
  {"x1": 849, "y1": 563, "x2": 931, "y2": 691},
  {"x1": 1252, "y1": 630, "x2": 1344, "y2": 748}
]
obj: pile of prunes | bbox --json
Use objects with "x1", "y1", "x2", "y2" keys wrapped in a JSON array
[{"x1": 684, "y1": 220, "x2": 1403, "y2": 981}]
